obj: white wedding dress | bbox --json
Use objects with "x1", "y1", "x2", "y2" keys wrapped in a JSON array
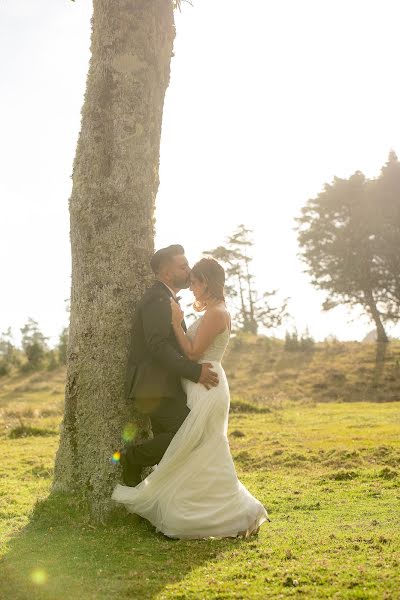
[{"x1": 111, "y1": 317, "x2": 268, "y2": 539}]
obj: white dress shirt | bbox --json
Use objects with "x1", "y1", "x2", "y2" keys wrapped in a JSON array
[{"x1": 157, "y1": 280, "x2": 179, "y2": 301}]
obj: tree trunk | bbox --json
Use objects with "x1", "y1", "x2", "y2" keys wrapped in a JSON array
[
  {"x1": 244, "y1": 255, "x2": 257, "y2": 335},
  {"x1": 237, "y1": 273, "x2": 249, "y2": 331},
  {"x1": 364, "y1": 290, "x2": 389, "y2": 343},
  {"x1": 52, "y1": 0, "x2": 175, "y2": 521}
]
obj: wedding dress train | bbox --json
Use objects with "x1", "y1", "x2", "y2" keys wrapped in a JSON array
[{"x1": 112, "y1": 317, "x2": 268, "y2": 539}]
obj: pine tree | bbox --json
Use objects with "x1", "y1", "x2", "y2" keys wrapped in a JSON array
[
  {"x1": 20, "y1": 319, "x2": 49, "y2": 370},
  {"x1": 206, "y1": 225, "x2": 289, "y2": 334}
]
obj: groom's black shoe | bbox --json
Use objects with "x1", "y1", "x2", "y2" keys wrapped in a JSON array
[{"x1": 119, "y1": 448, "x2": 142, "y2": 487}]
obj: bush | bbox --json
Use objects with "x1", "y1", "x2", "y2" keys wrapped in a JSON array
[
  {"x1": 46, "y1": 350, "x2": 58, "y2": 371},
  {"x1": 285, "y1": 328, "x2": 315, "y2": 352},
  {"x1": 0, "y1": 358, "x2": 10, "y2": 377},
  {"x1": 0, "y1": 327, "x2": 19, "y2": 375},
  {"x1": 9, "y1": 424, "x2": 56, "y2": 439},
  {"x1": 299, "y1": 329, "x2": 315, "y2": 352},
  {"x1": 284, "y1": 330, "x2": 299, "y2": 351}
]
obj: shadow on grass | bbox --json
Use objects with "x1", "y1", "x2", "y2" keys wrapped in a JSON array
[{"x1": 0, "y1": 493, "x2": 246, "y2": 600}]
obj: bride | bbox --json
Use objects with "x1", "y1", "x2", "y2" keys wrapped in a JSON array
[{"x1": 112, "y1": 257, "x2": 269, "y2": 539}]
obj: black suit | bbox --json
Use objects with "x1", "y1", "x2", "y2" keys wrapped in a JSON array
[{"x1": 124, "y1": 280, "x2": 201, "y2": 473}]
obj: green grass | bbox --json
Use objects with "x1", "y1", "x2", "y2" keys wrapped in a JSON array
[{"x1": 1, "y1": 378, "x2": 400, "y2": 599}]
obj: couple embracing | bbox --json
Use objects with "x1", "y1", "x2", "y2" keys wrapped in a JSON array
[{"x1": 112, "y1": 245, "x2": 269, "y2": 539}]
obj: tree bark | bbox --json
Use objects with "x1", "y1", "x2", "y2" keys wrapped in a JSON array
[
  {"x1": 364, "y1": 290, "x2": 389, "y2": 343},
  {"x1": 52, "y1": 0, "x2": 175, "y2": 521}
]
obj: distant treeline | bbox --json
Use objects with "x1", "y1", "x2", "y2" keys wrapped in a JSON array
[{"x1": 0, "y1": 320, "x2": 68, "y2": 377}]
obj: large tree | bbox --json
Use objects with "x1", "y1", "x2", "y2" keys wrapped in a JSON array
[
  {"x1": 296, "y1": 170, "x2": 393, "y2": 342},
  {"x1": 369, "y1": 151, "x2": 400, "y2": 313},
  {"x1": 53, "y1": 0, "x2": 177, "y2": 520}
]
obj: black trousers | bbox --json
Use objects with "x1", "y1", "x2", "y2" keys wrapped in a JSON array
[{"x1": 125, "y1": 398, "x2": 189, "y2": 470}]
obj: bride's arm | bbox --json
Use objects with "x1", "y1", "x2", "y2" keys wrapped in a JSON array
[{"x1": 171, "y1": 300, "x2": 226, "y2": 361}]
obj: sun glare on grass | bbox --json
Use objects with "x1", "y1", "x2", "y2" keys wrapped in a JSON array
[{"x1": 31, "y1": 568, "x2": 48, "y2": 585}]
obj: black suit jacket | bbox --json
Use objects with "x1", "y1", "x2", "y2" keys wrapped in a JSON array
[{"x1": 124, "y1": 281, "x2": 202, "y2": 413}]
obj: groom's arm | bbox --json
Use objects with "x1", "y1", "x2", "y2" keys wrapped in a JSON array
[{"x1": 142, "y1": 295, "x2": 202, "y2": 383}]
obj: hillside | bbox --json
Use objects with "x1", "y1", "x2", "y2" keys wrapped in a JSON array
[
  {"x1": 224, "y1": 336, "x2": 400, "y2": 405},
  {"x1": 1, "y1": 339, "x2": 400, "y2": 423}
]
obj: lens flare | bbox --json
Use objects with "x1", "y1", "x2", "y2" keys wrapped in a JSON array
[
  {"x1": 112, "y1": 451, "x2": 121, "y2": 464},
  {"x1": 31, "y1": 569, "x2": 47, "y2": 585},
  {"x1": 122, "y1": 423, "x2": 137, "y2": 443}
]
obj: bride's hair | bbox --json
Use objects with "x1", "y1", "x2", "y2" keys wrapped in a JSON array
[{"x1": 191, "y1": 257, "x2": 225, "y2": 312}]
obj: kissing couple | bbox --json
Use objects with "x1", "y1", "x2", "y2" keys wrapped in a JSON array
[{"x1": 112, "y1": 244, "x2": 269, "y2": 539}]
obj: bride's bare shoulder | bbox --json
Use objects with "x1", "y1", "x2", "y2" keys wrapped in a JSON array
[{"x1": 203, "y1": 305, "x2": 230, "y2": 333}]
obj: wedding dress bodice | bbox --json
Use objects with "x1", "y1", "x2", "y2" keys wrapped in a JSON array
[{"x1": 186, "y1": 316, "x2": 230, "y2": 362}]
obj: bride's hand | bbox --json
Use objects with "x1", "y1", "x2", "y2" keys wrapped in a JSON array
[{"x1": 170, "y1": 298, "x2": 184, "y2": 326}]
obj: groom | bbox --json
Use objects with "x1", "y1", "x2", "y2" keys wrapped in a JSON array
[{"x1": 119, "y1": 244, "x2": 219, "y2": 486}]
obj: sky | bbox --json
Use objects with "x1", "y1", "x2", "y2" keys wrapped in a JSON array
[{"x1": 1, "y1": 0, "x2": 400, "y2": 346}]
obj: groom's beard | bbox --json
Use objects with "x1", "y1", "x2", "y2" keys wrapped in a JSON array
[{"x1": 173, "y1": 276, "x2": 190, "y2": 290}]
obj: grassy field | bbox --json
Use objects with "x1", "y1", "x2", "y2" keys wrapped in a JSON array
[{"x1": 1, "y1": 341, "x2": 400, "y2": 599}]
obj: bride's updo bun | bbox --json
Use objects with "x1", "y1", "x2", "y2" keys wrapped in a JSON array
[{"x1": 191, "y1": 257, "x2": 225, "y2": 312}]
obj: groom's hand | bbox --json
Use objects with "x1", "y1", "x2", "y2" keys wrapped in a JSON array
[{"x1": 199, "y1": 363, "x2": 219, "y2": 390}]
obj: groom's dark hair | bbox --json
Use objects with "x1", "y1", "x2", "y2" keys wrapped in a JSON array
[{"x1": 150, "y1": 244, "x2": 185, "y2": 275}]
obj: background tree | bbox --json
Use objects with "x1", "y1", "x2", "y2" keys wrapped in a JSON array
[
  {"x1": 369, "y1": 151, "x2": 400, "y2": 312},
  {"x1": 0, "y1": 327, "x2": 18, "y2": 376},
  {"x1": 207, "y1": 225, "x2": 289, "y2": 334},
  {"x1": 296, "y1": 169, "x2": 396, "y2": 343},
  {"x1": 46, "y1": 349, "x2": 59, "y2": 371},
  {"x1": 53, "y1": 0, "x2": 177, "y2": 520},
  {"x1": 57, "y1": 326, "x2": 69, "y2": 366},
  {"x1": 20, "y1": 318, "x2": 49, "y2": 371}
]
